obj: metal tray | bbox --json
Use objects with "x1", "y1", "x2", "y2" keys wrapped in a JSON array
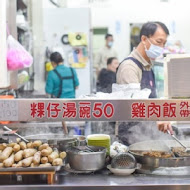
[
  {"x1": 0, "y1": 166, "x2": 62, "y2": 172},
  {"x1": 24, "y1": 134, "x2": 78, "y2": 151},
  {"x1": 25, "y1": 134, "x2": 77, "y2": 142},
  {"x1": 129, "y1": 140, "x2": 190, "y2": 168}
]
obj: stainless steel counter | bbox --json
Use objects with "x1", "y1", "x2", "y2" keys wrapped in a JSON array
[{"x1": 0, "y1": 172, "x2": 190, "y2": 190}]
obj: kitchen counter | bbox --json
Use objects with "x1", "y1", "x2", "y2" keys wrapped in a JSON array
[{"x1": 0, "y1": 171, "x2": 190, "y2": 190}]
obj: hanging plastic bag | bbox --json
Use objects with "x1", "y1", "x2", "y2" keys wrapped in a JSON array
[{"x1": 7, "y1": 35, "x2": 33, "y2": 70}]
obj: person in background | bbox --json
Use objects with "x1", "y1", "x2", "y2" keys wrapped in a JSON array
[
  {"x1": 45, "y1": 52, "x2": 79, "y2": 98},
  {"x1": 116, "y1": 22, "x2": 173, "y2": 145},
  {"x1": 94, "y1": 34, "x2": 118, "y2": 75},
  {"x1": 46, "y1": 52, "x2": 79, "y2": 134},
  {"x1": 97, "y1": 57, "x2": 119, "y2": 93}
]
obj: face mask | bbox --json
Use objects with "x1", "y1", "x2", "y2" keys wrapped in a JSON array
[
  {"x1": 145, "y1": 39, "x2": 163, "y2": 59},
  {"x1": 108, "y1": 41, "x2": 113, "y2": 48}
]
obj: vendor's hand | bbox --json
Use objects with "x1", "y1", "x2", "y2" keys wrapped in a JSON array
[{"x1": 157, "y1": 121, "x2": 174, "y2": 135}]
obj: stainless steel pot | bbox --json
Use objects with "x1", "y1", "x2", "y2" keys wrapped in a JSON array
[
  {"x1": 25, "y1": 134, "x2": 78, "y2": 151},
  {"x1": 129, "y1": 140, "x2": 190, "y2": 168},
  {"x1": 67, "y1": 146, "x2": 106, "y2": 171}
]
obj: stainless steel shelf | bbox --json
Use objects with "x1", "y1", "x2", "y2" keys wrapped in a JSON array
[{"x1": 0, "y1": 173, "x2": 190, "y2": 190}]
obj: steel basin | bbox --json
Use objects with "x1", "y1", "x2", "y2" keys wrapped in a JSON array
[{"x1": 67, "y1": 146, "x2": 106, "y2": 171}]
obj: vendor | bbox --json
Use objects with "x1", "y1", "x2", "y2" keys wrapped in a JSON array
[
  {"x1": 45, "y1": 52, "x2": 79, "y2": 135},
  {"x1": 45, "y1": 52, "x2": 79, "y2": 98},
  {"x1": 116, "y1": 22, "x2": 173, "y2": 145}
]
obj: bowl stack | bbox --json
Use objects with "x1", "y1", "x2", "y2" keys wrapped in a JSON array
[{"x1": 87, "y1": 134, "x2": 110, "y2": 155}]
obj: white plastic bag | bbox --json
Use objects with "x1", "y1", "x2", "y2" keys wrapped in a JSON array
[
  {"x1": 7, "y1": 35, "x2": 33, "y2": 70},
  {"x1": 112, "y1": 83, "x2": 141, "y2": 92},
  {"x1": 112, "y1": 83, "x2": 151, "y2": 99},
  {"x1": 110, "y1": 141, "x2": 128, "y2": 158}
]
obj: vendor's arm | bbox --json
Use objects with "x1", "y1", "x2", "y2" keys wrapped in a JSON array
[
  {"x1": 73, "y1": 68, "x2": 79, "y2": 89},
  {"x1": 157, "y1": 121, "x2": 174, "y2": 134}
]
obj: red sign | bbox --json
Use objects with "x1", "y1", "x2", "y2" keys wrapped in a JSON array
[
  {"x1": 47, "y1": 103, "x2": 61, "y2": 118},
  {"x1": 148, "y1": 103, "x2": 161, "y2": 118},
  {"x1": 79, "y1": 102, "x2": 91, "y2": 119},
  {"x1": 31, "y1": 103, "x2": 37, "y2": 118},
  {"x1": 163, "y1": 103, "x2": 176, "y2": 117},
  {"x1": 180, "y1": 101, "x2": 190, "y2": 117},
  {"x1": 131, "y1": 103, "x2": 146, "y2": 118},
  {"x1": 63, "y1": 102, "x2": 77, "y2": 118},
  {"x1": 29, "y1": 100, "x2": 190, "y2": 120},
  {"x1": 131, "y1": 102, "x2": 177, "y2": 119},
  {"x1": 30, "y1": 101, "x2": 115, "y2": 120}
]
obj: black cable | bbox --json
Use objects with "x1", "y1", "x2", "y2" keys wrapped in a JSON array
[{"x1": 49, "y1": 0, "x2": 60, "y2": 7}]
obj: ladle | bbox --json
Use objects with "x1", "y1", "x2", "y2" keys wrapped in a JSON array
[{"x1": 167, "y1": 130, "x2": 190, "y2": 152}]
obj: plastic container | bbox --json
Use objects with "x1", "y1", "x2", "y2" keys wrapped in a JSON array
[{"x1": 87, "y1": 134, "x2": 111, "y2": 155}]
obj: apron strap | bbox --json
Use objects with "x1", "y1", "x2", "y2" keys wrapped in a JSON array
[
  {"x1": 116, "y1": 57, "x2": 157, "y2": 98},
  {"x1": 117, "y1": 57, "x2": 143, "y2": 73},
  {"x1": 53, "y1": 68, "x2": 75, "y2": 98},
  {"x1": 53, "y1": 70, "x2": 63, "y2": 98},
  {"x1": 70, "y1": 67, "x2": 76, "y2": 96}
]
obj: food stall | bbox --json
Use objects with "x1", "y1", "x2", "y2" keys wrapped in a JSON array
[
  {"x1": 1, "y1": 1, "x2": 190, "y2": 189},
  {"x1": 0, "y1": 98, "x2": 190, "y2": 190}
]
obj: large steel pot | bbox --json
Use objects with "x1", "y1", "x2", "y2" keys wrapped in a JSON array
[
  {"x1": 25, "y1": 134, "x2": 78, "y2": 151},
  {"x1": 67, "y1": 146, "x2": 106, "y2": 171},
  {"x1": 129, "y1": 140, "x2": 190, "y2": 168}
]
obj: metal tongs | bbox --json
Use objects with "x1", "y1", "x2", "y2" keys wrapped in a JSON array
[
  {"x1": 0, "y1": 129, "x2": 18, "y2": 135},
  {"x1": 72, "y1": 146, "x2": 94, "y2": 153},
  {"x1": 3, "y1": 126, "x2": 29, "y2": 143},
  {"x1": 167, "y1": 130, "x2": 190, "y2": 152}
]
